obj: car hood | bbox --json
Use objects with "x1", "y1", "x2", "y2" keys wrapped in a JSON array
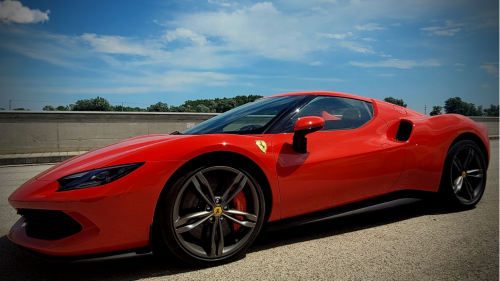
[{"x1": 36, "y1": 134, "x2": 191, "y2": 181}]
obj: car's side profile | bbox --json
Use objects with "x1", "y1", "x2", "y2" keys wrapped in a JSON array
[{"x1": 8, "y1": 91, "x2": 490, "y2": 266}]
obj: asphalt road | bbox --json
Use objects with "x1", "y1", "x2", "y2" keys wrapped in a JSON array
[{"x1": 0, "y1": 141, "x2": 498, "y2": 281}]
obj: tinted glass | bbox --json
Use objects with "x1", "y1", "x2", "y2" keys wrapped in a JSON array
[
  {"x1": 183, "y1": 95, "x2": 303, "y2": 135},
  {"x1": 280, "y1": 96, "x2": 374, "y2": 133}
]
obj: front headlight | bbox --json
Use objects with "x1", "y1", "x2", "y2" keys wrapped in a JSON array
[{"x1": 57, "y1": 163, "x2": 144, "y2": 192}]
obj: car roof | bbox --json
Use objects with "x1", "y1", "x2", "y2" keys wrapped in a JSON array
[{"x1": 265, "y1": 91, "x2": 373, "y2": 103}]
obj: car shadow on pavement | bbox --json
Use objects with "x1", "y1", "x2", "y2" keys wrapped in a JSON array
[{"x1": 0, "y1": 200, "x2": 464, "y2": 281}]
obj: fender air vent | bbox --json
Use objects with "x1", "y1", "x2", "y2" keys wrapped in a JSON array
[{"x1": 395, "y1": 121, "x2": 413, "y2": 142}]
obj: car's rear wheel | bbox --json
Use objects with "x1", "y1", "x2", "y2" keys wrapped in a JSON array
[
  {"x1": 159, "y1": 164, "x2": 265, "y2": 266},
  {"x1": 439, "y1": 140, "x2": 487, "y2": 209}
]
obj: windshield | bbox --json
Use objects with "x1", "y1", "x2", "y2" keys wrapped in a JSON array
[{"x1": 183, "y1": 95, "x2": 303, "y2": 135}]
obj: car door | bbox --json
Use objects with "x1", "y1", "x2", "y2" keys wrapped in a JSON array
[{"x1": 271, "y1": 96, "x2": 407, "y2": 219}]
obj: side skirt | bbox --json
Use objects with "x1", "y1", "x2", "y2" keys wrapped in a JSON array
[{"x1": 264, "y1": 190, "x2": 435, "y2": 232}]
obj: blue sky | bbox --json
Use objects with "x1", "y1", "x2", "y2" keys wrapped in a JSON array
[{"x1": 0, "y1": 0, "x2": 498, "y2": 113}]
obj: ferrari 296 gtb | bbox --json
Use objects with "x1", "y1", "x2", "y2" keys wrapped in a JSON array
[{"x1": 8, "y1": 91, "x2": 490, "y2": 265}]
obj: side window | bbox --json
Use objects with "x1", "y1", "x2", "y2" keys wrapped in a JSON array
[{"x1": 281, "y1": 96, "x2": 374, "y2": 133}]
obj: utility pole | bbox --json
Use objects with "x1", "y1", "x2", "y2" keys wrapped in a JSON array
[
  {"x1": 424, "y1": 105, "x2": 427, "y2": 115},
  {"x1": 9, "y1": 100, "x2": 12, "y2": 110},
  {"x1": 122, "y1": 102, "x2": 124, "y2": 112}
]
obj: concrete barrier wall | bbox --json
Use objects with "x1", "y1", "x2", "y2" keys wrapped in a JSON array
[
  {"x1": 0, "y1": 112, "x2": 497, "y2": 154},
  {"x1": 0, "y1": 111, "x2": 217, "y2": 154},
  {"x1": 468, "y1": 117, "x2": 499, "y2": 136}
]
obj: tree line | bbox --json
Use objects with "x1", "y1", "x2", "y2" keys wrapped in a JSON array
[
  {"x1": 429, "y1": 97, "x2": 499, "y2": 117},
  {"x1": 383, "y1": 96, "x2": 498, "y2": 117},
  {"x1": 9, "y1": 95, "x2": 499, "y2": 117},
  {"x1": 40, "y1": 95, "x2": 263, "y2": 113}
]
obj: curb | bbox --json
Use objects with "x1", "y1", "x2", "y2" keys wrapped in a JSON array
[
  {"x1": 0, "y1": 136, "x2": 498, "y2": 166},
  {"x1": 0, "y1": 155, "x2": 75, "y2": 166}
]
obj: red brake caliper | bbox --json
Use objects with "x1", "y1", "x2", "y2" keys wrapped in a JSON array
[{"x1": 232, "y1": 190, "x2": 247, "y2": 232}]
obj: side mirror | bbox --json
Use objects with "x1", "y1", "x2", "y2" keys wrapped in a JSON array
[{"x1": 292, "y1": 116, "x2": 325, "y2": 153}]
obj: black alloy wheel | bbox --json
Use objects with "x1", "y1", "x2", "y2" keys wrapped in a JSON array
[
  {"x1": 159, "y1": 164, "x2": 265, "y2": 266},
  {"x1": 440, "y1": 140, "x2": 487, "y2": 209}
]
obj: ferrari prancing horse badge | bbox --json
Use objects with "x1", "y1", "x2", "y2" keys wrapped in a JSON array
[
  {"x1": 255, "y1": 140, "x2": 267, "y2": 153},
  {"x1": 213, "y1": 207, "x2": 222, "y2": 216}
]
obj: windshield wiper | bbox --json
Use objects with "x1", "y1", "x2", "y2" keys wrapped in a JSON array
[{"x1": 170, "y1": 131, "x2": 183, "y2": 135}]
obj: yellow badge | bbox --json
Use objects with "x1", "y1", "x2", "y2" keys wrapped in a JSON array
[
  {"x1": 255, "y1": 140, "x2": 267, "y2": 153},
  {"x1": 213, "y1": 207, "x2": 222, "y2": 216},
  {"x1": 462, "y1": 171, "x2": 466, "y2": 178}
]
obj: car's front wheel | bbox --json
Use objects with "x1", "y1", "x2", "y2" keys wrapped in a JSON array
[{"x1": 159, "y1": 164, "x2": 265, "y2": 266}]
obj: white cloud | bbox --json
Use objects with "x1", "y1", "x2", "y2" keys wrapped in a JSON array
[
  {"x1": 318, "y1": 32, "x2": 353, "y2": 39},
  {"x1": 207, "y1": 0, "x2": 232, "y2": 7},
  {"x1": 165, "y1": 28, "x2": 208, "y2": 46},
  {"x1": 349, "y1": 59, "x2": 440, "y2": 69},
  {"x1": 0, "y1": 0, "x2": 49, "y2": 23},
  {"x1": 421, "y1": 20, "x2": 463, "y2": 36},
  {"x1": 299, "y1": 77, "x2": 344, "y2": 82},
  {"x1": 482, "y1": 84, "x2": 489, "y2": 88},
  {"x1": 27, "y1": 71, "x2": 235, "y2": 94},
  {"x1": 354, "y1": 23, "x2": 385, "y2": 31},
  {"x1": 310, "y1": 61, "x2": 322, "y2": 66},
  {"x1": 171, "y1": 2, "x2": 323, "y2": 61},
  {"x1": 480, "y1": 63, "x2": 499, "y2": 77},
  {"x1": 362, "y1": 37, "x2": 377, "y2": 41},
  {"x1": 454, "y1": 63, "x2": 465, "y2": 67},
  {"x1": 434, "y1": 28, "x2": 461, "y2": 36},
  {"x1": 338, "y1": 41, "x2": 376, "y2": 54},
  {"x1": 81, "y1": 33, "x2": 166, "y2": 58}
]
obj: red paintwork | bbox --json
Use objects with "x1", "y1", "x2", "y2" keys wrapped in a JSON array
[
  {"x1": 8, "y1": 91, "x2": 490, "y2": 257},
  {"x1": 294, "y1": 116, "x2": 325, "y2": 131}
]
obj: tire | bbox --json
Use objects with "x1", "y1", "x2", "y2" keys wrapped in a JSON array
[
  {"x1": 438, "y1": 140, "x2": 487, "y2": 210},
  {"x1": 158, "y1": 161, "x2": 265, "y2": 266}
]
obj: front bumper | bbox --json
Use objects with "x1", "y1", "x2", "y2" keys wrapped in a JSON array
[{"x1": 8, "y1": 160, "x2": 185, "y2": 257}]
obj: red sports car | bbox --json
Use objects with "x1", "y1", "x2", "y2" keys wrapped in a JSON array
[{"x1": 8, "y1": 92, "x2": 490, "y2": 266}]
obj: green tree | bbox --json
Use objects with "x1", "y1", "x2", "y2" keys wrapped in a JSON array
[
  {"x1": 215, "y1": 98, "x2": 237, "y2": 113},
  {"x1": 444, "y1": 97, "x2": 467, "y2": 115},
  {"x1": 43, "y1": 105, "x2": 56, "y2": 111},
  {"x1": 147, "y1": 102, "x2": 169, "y2": 112},
  {"x1": 180, "y1": 95, "x2": 262, "y2": 113},
  {"x1": 444, "y1": 97, "x2": 484, "y2": 116},
  {"x1": 196, "y1": 104, "x2": 211, "y2": 113},
  {"x1": 13, "y1": 108, "x2": 28, "y2": 110},
  {"x1": 56, "y1": 105, "x2": 68, "y2": 111},
  {"x1": 384, "y1": 97, "x2": 407, "y2": 108},
  {"x1": 430, "y1": 106, "x2": 442, "y2": 116},
  {"x1": 72, "y1": 96, "x2": 111, "y2": 111},
  {"x1": 483, "y1": 104, "x2": 499, "y2": 117},
  {"x1": 149, "y1": 95, "x2": 263, "y2": 113}
]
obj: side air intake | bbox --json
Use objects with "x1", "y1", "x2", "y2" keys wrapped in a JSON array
[
  {"x1": 395, "y1": 121, "x2": 413, "y2": 142},
  {"x1": 19, "y1": 209, "x2": 82, "y2": 240}
]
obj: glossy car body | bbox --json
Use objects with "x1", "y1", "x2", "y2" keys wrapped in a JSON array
[{"x1": 8, "y1": 91, "x2": 490, "y2": 259}]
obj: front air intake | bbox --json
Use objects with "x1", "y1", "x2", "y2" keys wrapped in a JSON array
[
  {"x1": 19, "y1": 209, "x2": 82, "y2": 240},
  {"x1": 395, "y1": 121, "x2": 413, "y2": 142}
]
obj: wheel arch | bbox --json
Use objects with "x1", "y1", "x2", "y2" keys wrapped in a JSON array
[
  {"x1": 448, "y1": 132, "x2": 489, "y2": 169},
  {"x1": 152, "y1": 151, "x2": 274, "y2": 230}
]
